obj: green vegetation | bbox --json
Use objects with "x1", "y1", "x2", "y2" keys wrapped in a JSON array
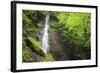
[
  {"x1": 44, "y1": 54, "x2": 55, "y2": 61},
  {"x1": 55, "y1": 12, "x2": 91, "y2": 59},
  {"x1": 27, "y1": 37, "x2": 42, "y2": 52},
  {"x1": 22, "y1": 10, "x2": 91, "y2": 62},
  {"x1": 22, "y1": 48, "x2": 33, "y2": 62}
]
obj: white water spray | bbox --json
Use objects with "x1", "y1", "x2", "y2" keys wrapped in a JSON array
[{"x1": 42, "y1": 15, "x2": 49, "y2": 54}]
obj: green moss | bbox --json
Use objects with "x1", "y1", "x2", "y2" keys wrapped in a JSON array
[
  {"x1": 24, "y1": 28, "x2": 36, "y2": 36},
  {"x1": 22, "y1": 48, "x2": 32, "y2": 62},
  {"x1": 23, "y1": 14, "x2": 32, "y2": 25},
  {"x1": 44, "y1": 54, "x2": 55, "y2": 61},
  {"x1": 27, "y1": 37, "x2": 42, "y2": 52}
]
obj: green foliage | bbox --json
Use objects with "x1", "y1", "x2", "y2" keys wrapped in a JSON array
[
  {"x1": 27, "y1": 37, "x2": 42, "y2": 52},
  {"x1": 22, "y1": 48, "x2": 33, "y2": 62},
  {"x1": 55, "y1": 12, "x2": 91, "y2": 59},
  {"x1": 22, "y1": 14, "x2": 32, "y2": 25},
  {"x1": 44, "y1": 54, "x2": 55, "y2": 61},
  {"x1": 22, "y1": 10, "x2": 46, "y2": 62}
]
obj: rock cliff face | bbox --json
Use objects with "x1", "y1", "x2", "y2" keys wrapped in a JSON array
[{"x1": 49, "y1": 24, "x2": 68, "y2": 61}]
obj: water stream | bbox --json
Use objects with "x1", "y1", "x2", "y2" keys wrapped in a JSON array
[{"x1": 42, "y1": 15, "x2": 49, "y2": 54}]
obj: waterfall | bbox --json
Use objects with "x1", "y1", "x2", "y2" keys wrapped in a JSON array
[{"x1": 42, "y1": 15, "x2": 49, "y2": 54}]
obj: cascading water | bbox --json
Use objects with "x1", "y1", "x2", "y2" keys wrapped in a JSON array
[{"x1": 42, "y1": 15, "x2": 49, "y2": 54}]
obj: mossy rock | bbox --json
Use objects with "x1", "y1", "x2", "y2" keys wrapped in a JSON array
[
  {"x1": 22, "y1": 48, "x2": 33, "y2": 62},
  {"x1": 22, "y1": 14, "x2": 32, "y2": 25},
  {"x1": 27, "y1": 37, "x2": 42, "y2": 51},
  {"x1": 26, "y1": 37, "x2": 45, "y2": 56},
  {"x1": 44, "y1": 54, "x2": 55, "y2": 61}
]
